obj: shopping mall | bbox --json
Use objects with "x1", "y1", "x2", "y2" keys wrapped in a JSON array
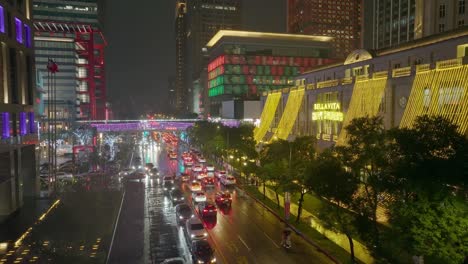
[{"x1": 254, "y1": 28, "x2": 468, "y2": 148}]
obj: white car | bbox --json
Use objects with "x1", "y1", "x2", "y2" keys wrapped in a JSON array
[
  {"x1": 192, "y1": 191, "x2": 207, "y2": 203},
  {"x1": 56, "y1": 172, "x2": 73, "y2": 181},
  {"x1": 119, "y1": 168, "x2": 134, "y2": 177},
  {"x1": 215, "y1": 170, "x2": 227, "y2": 179},
  {"x1": 196, "y1": 173, "x2": 207, "y2": 180},
  {"x1": 220, "y1": 175, "x2": 236, "y2": 186},
  {"x1": 185, "y1": 217, "x2": 208, "y2": 241},
  {"x1": 197, "y1": 156, "x2": 206, "y2": 163},
  {"x1": 192, "y1": 165, "x2": 203, "y2": 172},
  {"x1": 190, "y1": 181, "x2": 202, "y2": 192},
  {"x1": 205, "y1": 164, "x2": 215, "y2": 171},
  {"x1": 206, "y1": 172, "x2": 215, "y2": 178}
]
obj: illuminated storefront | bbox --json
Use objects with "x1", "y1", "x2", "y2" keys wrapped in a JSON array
[{"x1": 256, "y1": 29, "x2": 468, "y2": 147}]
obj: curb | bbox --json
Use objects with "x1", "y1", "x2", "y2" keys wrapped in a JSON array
[{"x1": 236, "y1": 184, "x2": 341, "y2": 264}]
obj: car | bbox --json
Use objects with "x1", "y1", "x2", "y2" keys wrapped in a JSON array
[
  {"x1": 179, "y1": 173, "x2": 190, "y2": 182},
  {"x1": 175, "y1": 204, "x2": 193, "y2": 225},
  {"x1": 190, "y1": 240, "x2": 216, "y2": 264},
  {"x1": 214, "y1": 170, "x2": 226, "y2": 179},
  {"x1": 125, "y1": 171, "x2": 146, "y2": 182},
  {"x1": 185, "y1": 217, "x2": 208, "y2": 241},
  {"x1": 206, "y1": 172, "x2": 215, "y2": 178},
  {"x1": 160, "y1": 257, "x2": 186, "y2": 264},
  {"x1": 197, "y1": 156, "x2": 207, "y2": 163},
  {"x1": 170, "y1": 189, "x2": 185, "y2": 204},
  {"x1": 189, "y1": 181, "x2": 202, "y2": 192},
  {"x1": 184, "y1": 158, "x2": 194, "y2": 166},
  {"x1": 196, "y1": 172, "x2": 207, "y2": 180},
  {"x1": 163, "y1": 176, "x2": 175, "y2": 191},
  {"x1": 205, "y1": 164, "x2": 215, "y2": 172},
  {"x1": 202, "y1": 177, "x2": 215, "y2": 187},
  {"x1": 145, "y1": 163, "x2": 154, "y2": 171},
  {"x1": 54, "y1": 172, "x2": 73, "y2": 181},
  {"x1": 119, "y1": 168, "x2": 134, "y2": 177},
  {"x1": 215, "y1": 192, "x2": 232, "y2": 207},
  {"x1": 169, "y1": 151, "x2": 178, "y2": 160},
  {"x1": 192, "y1": 165, "x2": 203, "y2": 172},
  {"x1": 149, "y1": 168, "x2": 159, "y2": 177},
  {"x1": 220, "y1": 175, "x2": 236, "y2": 186},
  {"x1": 192, "y1": 191, "x2": 207, "y2": 203},
  {"x1": 197, "y1": 202, "x2": 217, "y2": 218}
]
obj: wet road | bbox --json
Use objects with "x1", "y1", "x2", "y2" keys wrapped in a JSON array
[{"x1": 109, "y1": 141, "x2": 334, "y2": 264}]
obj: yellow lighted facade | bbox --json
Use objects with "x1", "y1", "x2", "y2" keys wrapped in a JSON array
[
  {"x1": 254, "y1": 92, "x2": 282, "y2": 142},
  {"x1": 273, "y1": 88, "x2": 305, "y2": 140},
  {"x1": 400, "y1": 59, "x2": 468, "y2": 135},
  {"x1": 337, "y1": 72, "x2": 388, "y2": 145}
]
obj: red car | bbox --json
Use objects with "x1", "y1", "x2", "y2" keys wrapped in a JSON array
[
  {"x1": 215, "y1": 192, "x2": 232, "y2": 207},
  {"x1": 202, "y1": 177, "x2": 215, "y2": 187},
  {"x1": 197, "y1": 202, "x2": 217, "y2": 218}
]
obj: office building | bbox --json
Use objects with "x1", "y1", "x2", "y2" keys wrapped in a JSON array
[
  {"x1": 255, "y1": 29, "x2": 468, "y2": 147},
  {"x1": 33, "y1": 0, "x2": 107, "y2": 124},
  {"x1": 205, "y1": 30, "x2": 335, "y2": 118},
  {"x1": 364, "y1": 0, "x2": 468, "y2": 50},
  {"x1": 175, "y1": 0, "x2": 188, "y2": 113},
  {"x1": 287, "y1": 0, "x2": 363, "y2": 59},
  {"x1": 0, "y1": 0, "x2": 38, "y2": 217}
]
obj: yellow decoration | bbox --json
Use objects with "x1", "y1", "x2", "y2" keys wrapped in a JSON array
[
  {"x1": 400, "y1": 62, "x2": 468, "y2": 135},
  {"x1": 314, "y1": 103, "x2": 340, "y2": 110},
  {"x1": 337, "y1": 75, "x2": 388, "y2": 145},
  {"x1": 254, "y1": 92, "x2": 281, "y2": 142},
  {"x1": 273, "y1": 88, "x2": 305, "y2": 140},
  {"x1": 312, "y1": 111, "x2": 344, "y2": 121}
]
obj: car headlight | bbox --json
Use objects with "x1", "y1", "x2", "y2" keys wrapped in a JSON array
[
  {"x1": 191, "y1": 234, "x2": 195, "y2": 238},
  {"x1": 203, "y1": 232, "x2": 208, "y2": 237},
  {"x1": 197, "y1": 260, "x2": 204, "y2": 264},
  {"x1": 172, "y1": 187, "x2": 175, "y2": 190},
  {"x1": 212, "y1": 257, "x2": 217, "y2": 263},
  {"x1": 181, "y1": 197, "x2": 184, "y2": 200},
  {"x1": 179, "y1": 216, "x2": 183, "y2": 219},
  {"x1": 173, "y1": 198, "x2": 178, "y2": 201},
  {"x1": 149, "y1": 173, "x2": 153, "y2": 176},
  {"x1": 124, "y1": 172, "x2": 128, "y2": 175},
  {"x1": 164, "y1": 188, "x2": 167, "y2": 191}
]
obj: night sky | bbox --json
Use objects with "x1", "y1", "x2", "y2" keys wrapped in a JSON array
[{"x1": 103, "y1": 0, "x2": 285, "y2": 118}]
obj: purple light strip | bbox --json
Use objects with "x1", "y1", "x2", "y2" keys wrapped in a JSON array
[
  {"x1": 24, "y1": 24, "x2": 31, "y2": 47},
  {"x1": 0, "y1": 5, "x2": 4, "y2": 33},
  {"x1": 14, "y1": 17, "x2": 22, "y2": 43},
  {"x1": 19, "y1": 112, "x2": 27, "y2": 136},
  {"x1": 28, "y1": 112, "x2": 35, "y2": 133},
  {"x1": 2, "y1": 112, "x2": 10, "y2": 139}
]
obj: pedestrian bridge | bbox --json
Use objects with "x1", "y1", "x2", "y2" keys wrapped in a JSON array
[{"x1": 78, "y1": 119, "x2": 241, "y2": 132}]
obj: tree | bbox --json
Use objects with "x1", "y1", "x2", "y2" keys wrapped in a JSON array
[
  {"x1": 387, "y1": 115, "x2": 468, "y2": 262},
  {"x1": 262, "y1": 159, "x2": 289, "y2": 208},
  {"x1": 336, "y1": 116, "x2": 392, "y2": 249},
  {"x1": 309, "y1": 150, "x2": 360, "y2": 263},
  {"x1": 288, "y1": 136, "x2": 316, "y2": 223}
]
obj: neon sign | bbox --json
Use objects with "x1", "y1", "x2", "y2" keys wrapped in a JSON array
[{"x1": 313, "y1": 103, "x2": 340, "y2": 110}]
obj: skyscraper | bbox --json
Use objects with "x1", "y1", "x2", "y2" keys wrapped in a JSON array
[
  {"x1": 364, "y1": 0, "x2": 468, "y2": 50},
  {"x1": 175, "y1": 0, "x2": 188, "y2": 113},
  {"x1": 33, "y1": 0, "x2": 106, "y2": 123},
  {"x1": 287, "y1": 0, "x2": 363, "y2": 59},
  {"x1": 0, "y1": 0, "x2": 38, "y2": 216}
]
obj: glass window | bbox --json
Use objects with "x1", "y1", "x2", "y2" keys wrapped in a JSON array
[
  {"x1": 439, "y1": 4, "x2": 446, "y2": 17},
  {"x1": 459, "y1": 0, "x2": 466, "y2": 14},
  {"x1": 439, "y1": 23, "x2": 445, "y2": 32}
]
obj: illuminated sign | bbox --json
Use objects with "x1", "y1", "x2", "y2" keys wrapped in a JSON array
[
  {"x1": 312, "y1": 102, "x2": 343, "y2": 121},
  {"x1": 312, "y1": 111, "x2": 344, "y2": 121},
  {"x1": 313, "y1": 103, "x2": 340, "y2": 110}
]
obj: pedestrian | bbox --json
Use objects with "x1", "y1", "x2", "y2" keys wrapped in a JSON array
[{"x1": 281, "y1": 225, "x2": 292, "y2": 248}]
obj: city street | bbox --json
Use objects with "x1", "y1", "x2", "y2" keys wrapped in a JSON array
[{"x1": 109, "y1": 140, "x2": 334, "y2": 264}]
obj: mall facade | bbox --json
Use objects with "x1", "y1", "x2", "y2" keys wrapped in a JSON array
[{"x1": 255, "y1": 28, "x2": 468, "y2": 148}]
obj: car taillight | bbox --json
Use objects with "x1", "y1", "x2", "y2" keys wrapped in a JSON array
[
  {"x1": 220, "y1": 198, "x2": 224, "y2": 201},
  {"x1": 203, "y1": 209, "x2": 208, "y2": 212}
]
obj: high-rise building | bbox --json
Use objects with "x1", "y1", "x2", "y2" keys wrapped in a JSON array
[
  {"x1": 287, "y1": 0, "x2": 363, "y2": 59},
  {"x1": 32, "y1": 0, "x2": 107, "y2": 124},
  {"x1": 175, "y1": 0, "x2": 188, "y2": 113},
  {"x1": 364, "y1": 0, "x2": 468, "y2": 50},
  {"x1": 0, "y1": 0, "x2": 38, "y2": 216}
]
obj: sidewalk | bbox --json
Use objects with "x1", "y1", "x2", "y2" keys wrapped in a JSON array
[{"x1": 0, "y1": 196, "x2": 53, "y2": 243}]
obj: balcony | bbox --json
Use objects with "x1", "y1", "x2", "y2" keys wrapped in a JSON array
[
  {"x1": 317, "y1": 79, "x2": 339, "y2": 89},
  {"x1": 392, "y1": 66, "x2": 411, "y2": 78},
  {"x1": 436, "y1": 58, "x2": 463, "y2": 70}
]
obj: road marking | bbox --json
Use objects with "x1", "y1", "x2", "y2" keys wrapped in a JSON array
[
  {"x1": 237, "y1": 235, "x2": 251, "y2": 251},
  {"x1": 263, "y1": 231, "x2": 280, "y2": 248},
  {"x1": 106, "y1": 190, "x2": 126, "y2": 264}
]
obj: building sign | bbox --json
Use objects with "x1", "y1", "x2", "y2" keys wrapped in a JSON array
[{"x1": 312, "y1": 103, "x2": 343, "y2": 121}]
